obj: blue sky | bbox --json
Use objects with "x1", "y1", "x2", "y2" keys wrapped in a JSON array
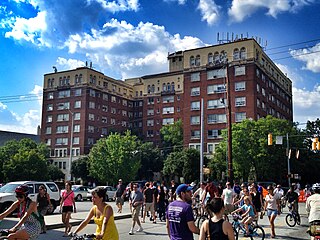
[{"x1": 0, "y1": 0, "x2": 319, "y2": 134}]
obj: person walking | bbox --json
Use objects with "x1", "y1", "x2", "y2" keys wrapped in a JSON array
[
  {"x1": 71, "y1": 187, "x2": 119, "y2": 240},
  {"x1": 221, "y1": 182, "x2": 236, "y2": 215},
  {"x1": 199, "y1": 197, "x2": 234, "y2": 240},
  {"x1": 166, "y1": 184, "x2": 199, "y2": 240},
  {"x1": 0, "y1": 184, "x2": 41, "y2": 239},
  {"x1": 36, "y1": 184, "x2": 52, "y2": 233},
  {"x1": 264, "y1": 185, "x2": 280, "y2": 238},
  {"x1": 114, "y1": 179, "x2": 126, "y2": 213},
  {"x1": 306, "y1": 183, "x2": 320, "y2": 240},
  {"x1": 142, "y1": 182, "x2": 157, "y2": 223},
  {"x1": 60, "y1": 181, "x2": 76, "y2": 237},
  {"x1": 128, "y1": 183, "x2": 144, "y2": 235},
  {"x1": 157, "y1": 186, "x2": 167, "y2": 221}
]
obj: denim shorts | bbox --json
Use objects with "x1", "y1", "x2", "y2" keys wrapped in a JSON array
[{"x1": 267, "y1": 209, "x2": 278, "y2": 217}]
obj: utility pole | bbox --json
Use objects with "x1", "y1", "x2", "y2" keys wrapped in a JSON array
[
  {"x1": 226, "y1": 64, "x2": 233, "y2": 183},
  {"x1": 200, "y1": 98, "x2": 204, "y2": 183}
]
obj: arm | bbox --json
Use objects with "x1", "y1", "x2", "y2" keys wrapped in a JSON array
[
  {"x1": 199, "y1": 220, "x2": 208, "y2": 240},
  {"x1": 0, "y1": 201, "x2": 19, "y2": 220},
  {"x1": 223, "y1": 221, "x2": 236, "y2": 240},
  {"x1": 187, "y1": 221, "x2": 200, "y2": 234},
  {"x1": 166, "y1": 218, "x2": 171, "y2": 239},
  {"x1": 11, "y1": 201, "x2": 37, "y2": 232},
  {"x1": 97, "y1": 206, "x2": 112, "y2": 239},
  {"x1": 241, "y1": 207, "x2": 250, "y2": 218},
  {"x1": 72, "y1": 192, "x2": 76, "y2": 213},
  {"x1": 73, "y1": 207, "x2": 95, "y2": 234},
  {"x1": 47, "y1": 193, "x2": 52, "y2": 206}
]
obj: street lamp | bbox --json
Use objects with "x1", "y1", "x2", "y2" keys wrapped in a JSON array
[{"x1": 58, "y1": 104, "x2": 74, "y2": 181}]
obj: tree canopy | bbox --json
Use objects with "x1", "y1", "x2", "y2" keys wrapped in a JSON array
[{"x1": 88, "y1": 131, "x2": 141, "y2": 185}]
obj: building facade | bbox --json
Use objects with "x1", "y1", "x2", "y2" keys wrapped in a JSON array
[{"x1": 40, "y1": 38, "x2": 293, "y2": 178}]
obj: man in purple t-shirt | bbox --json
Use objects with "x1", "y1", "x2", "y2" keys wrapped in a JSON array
[{"x1": 166, "y1": 184, "x2": 199, "y2": 240}]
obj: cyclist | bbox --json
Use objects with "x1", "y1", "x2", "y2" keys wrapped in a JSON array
[
  {"x1": 71, "y1": 187, "x2": 119, "y2": 240},
  {"x1": 0, "y1": 184, "x2": 41, "y2": 239},
  {"x1": 232, "y1": 196, "x2": 255, "y2": 237},
  {"x1": 285, "y1": 183, "x2": 300, "y2": 223},
  {"x1": 306, "y1": 183, "x2": 320, "y2": 240}
]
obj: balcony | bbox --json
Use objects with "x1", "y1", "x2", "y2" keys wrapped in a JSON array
[{"x1": 161, "y1": 90, "x2": 175, "y2": 96}]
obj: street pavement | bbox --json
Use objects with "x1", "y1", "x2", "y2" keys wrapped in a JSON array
[{"x1": 0, "y1": 202, "x2": 312, "y2": 239}]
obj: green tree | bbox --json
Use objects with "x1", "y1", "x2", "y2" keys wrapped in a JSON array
[
  {"x1": 88, "y1": 131, "x2": 141, "y2": 184},
  {"x1": 71, "y1": 156, "x2": 90, "y2": 181},
  {"x1": 47, "y1": 164, "x2": 65, "y2": 181},
  {"x1": 160, "y1": 119, "x2": 183, "y2": 156},
  {"x1": 0, "y1": 139, "x2": 50, "y2": 182},
  {"x1": 137, "y1": 142, "x2": 163, "y2": 181},
  {"x1": 163, "y1": 148, "x2": 200, "y2": 183},
  {"x1": 211, "y1": 116, "x2": 305, "y2": 183}
]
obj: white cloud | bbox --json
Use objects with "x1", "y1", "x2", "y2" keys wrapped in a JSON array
[
  {"x1": 4, "y1": 11, "x2": 48, "y2": 46},
  {"x1": 0, "y1": 102, "x2": 7, "y2": 111},
  {"x1": 197, "y1": 0, "x2": 221, "y2": 25},
  {"x1": 93, "y1": 0, "x2": 139, "y2": 12},
  {"x1": 64, "y1": 19, "x2": 206, "y2": 78},
  {"x1": 56, "y1": 58, "x2": 86, "y2": 71},
  {"x1": 228, "y1": 0, "x2": 315, "y2": 23},
  {"x1": 163, "y1": 0, "x2": 187, "y2": 4},
  {"x1": 290, "y1": 43, "x2": 320, "y2": 73}
]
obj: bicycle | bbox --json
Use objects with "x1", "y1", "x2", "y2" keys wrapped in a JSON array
[
  {"x1": 69, "y1": 233, "x2": 96, "y2": 240},
  {"x1": 285, "y1": 203, "x2": 301, "y2": 227},
  {"x1": 232, "y1": 213, "x2": 265, "y2": 240}
]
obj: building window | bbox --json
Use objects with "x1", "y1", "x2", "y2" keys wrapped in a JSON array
[
  {"x1": 111, "y1": 107, "x2": 116, "y2": 114},
  {"x1": 102, "y1": 117, "x2": 107, "y2": 123},
  {"x1": 74, "y1": 101, "x2": 81, "y2": 108},
  {"x1": 57, "y1": 114, "x2": 69, "y2": 122},
  {"x1": 208, "y1": 129, "x2": 221, "y2": 139},
  {"x1": 191, "y1": 116, "x2": 200, "y2": 125},
  {"x1": 89, "y1": 101, "x2": 95, "y2": 109},
  {"x1": 74, "y1": 125, "x2": 80, "y2": 132},
  {"x1": 257, "y1": 83, "x2": 260, "y2": 93},
  {"x1": 74, "y1": 88, "x2": 82, "y2": 96},
  {"x1": 147, "y1": 109, "x2": 154, "y2": 116},
  {"x1": 191, "y1": 87, "x2": 200, "y2": 96},
  {"x1": 163, "y1": 107, "x2": 174, "y2": 114},
  {"x1": 47, "y1": 92, "x2": 54, "y2": 100},
  {"x1": 240, "y1": 47, "x2": 247, "y2": 59},
  {"x1": 148, "y1": 97, "x2": 154, "y2": 105},
  {"x1": 58, "y1": 90, "x2": 70, "y2": 98},
  {"x1": 46, "y1": 115, "x2": 53, "y2": 123},
  {"x1": 235, "y1": 81, "x2": 246, "y2": 91},
  {"x1": 56, "y1": 138, "x2": 68, "y2": 145},
  {"x1": 207, "y1": 99, "x2": 225, "y2": 109},
  {"x1": 191, "y1": 72, "x2": 200, "y2": 82},
  {"x1": 45, "y1": 139, "x2": 51, "y2": 146},
  {"x1": 88, "y1": 138, "x2": 94, "y2": 145},
  {"x1": 207, "y1": 143, "x2": 219, "y2": 154},
  {"x1": 147, "y1": 120, "x2": 154, "y2": 126},
  {"x1": 207, "y1": 84, "x2": 226, "y2": 94},
  {"x1": 191, "y1": 101, "x2": 200, "y2": 110},
  {"x1": 207, "y1": 69, "x2": 226, "y2": 79},
  {"x1": 208, "y1": 114, "x2": 226, "y2": 123},
  {"x1": 111, "y1": 118, "x2": 116, "y2": 125},
  {"x1": 74, "y1": 113, "x2": 81, "y2": 120},
  {"x1": 57, "y1": 102, "x2": 70, "y2": 110},
  {"x1": 45, "y1": 127, "x2": 52, "y2": 134},
  {"x1": 163, "y1": 118, "x2": 174, "y2": 125},
  {"x1": 163, "y1": 96, "x2": 174, "y2": 103},
  {"x1": 195, "y1": 55, "x2": 200, "y2": 66},
  {"x1": 89, "y1": 89, "x2": 95, "y2": 97},
  {"x1": 191, "y1": 130, "x2": 200, "y2": 139},
  {"x1": 233, "y1": 48, "x2": 240, "y2": 60},
  {"x1": 56, "y1": 126, "x2": 68, "y2": 134},
  {"x1": 147, "y1": 130, "x2": 154, "y2": 137},
  {"x1": 235, "y1": 97, "x2": 246, "y2": 107},
  {"x1": 189, "y1": 144, "x2": 200, "y2": 151},
  {"x1": 235, "y1": 112, "x2": 246, "y2": 122},
  {"x1": 190, "y1": 56, "x2": 195, "y2": 66},
  {"x1": 208, "y1": 53, "x2": 213, "y2": 64},
  {"x1": 234, "y1": 66, "x2": 246, "y2": 76},
  {"x1": 47, "y1": 104, "x2": 53, "y2": 111},
  {"x1": 89, "y1": 114, "x2": 95, "y2": 121},
  {"x1": 88, "y1": 125, "x2": 95, "y2": 133}
]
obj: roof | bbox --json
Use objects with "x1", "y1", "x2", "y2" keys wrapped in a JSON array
[{"x1": 0, "y1": 130, "x2": 40, "y2": 146}]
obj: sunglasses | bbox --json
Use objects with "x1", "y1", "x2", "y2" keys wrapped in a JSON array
[{"x1": 16, "y1": 195, "x2": 24, "y2": 199}]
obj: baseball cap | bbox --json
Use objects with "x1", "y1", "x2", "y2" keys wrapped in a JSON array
[
  {"x1": 176, "y1": 184, "x2": 193, "y2": 195},
  {"x1": 118, "y1": 179, "x2": 122, "y2": 182}
]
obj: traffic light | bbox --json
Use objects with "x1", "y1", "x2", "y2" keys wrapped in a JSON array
[
  {"x1": 312, "y1": 138, "x2": 319, "y2": 150},
  {"x1": 268, "y1": 133, "x2": 272, "y2": 146}
]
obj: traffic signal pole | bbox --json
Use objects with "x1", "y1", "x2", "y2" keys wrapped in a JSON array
[{"x1": 226, "y1": 64, "x2": 233, "y2": 183}]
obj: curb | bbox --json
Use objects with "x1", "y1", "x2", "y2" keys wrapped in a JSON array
[{"x1": 46, "y1": 214, "x2": 132, "y2": 230}]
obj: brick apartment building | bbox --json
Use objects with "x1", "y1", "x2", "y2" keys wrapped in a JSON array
[{"x1": 40, "y1": 38, "x2": 292, "y2": 178}]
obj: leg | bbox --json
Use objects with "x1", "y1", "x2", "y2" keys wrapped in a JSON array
[
  {"x1": 8, "y1": 229, "x2": 30, "y2": 240},
  {"x1": 269, "y1": 214, "x2": 277, "y2": 237},
  {"x1": 64, "y1": 212, "x2": 72, "y2": 235}
]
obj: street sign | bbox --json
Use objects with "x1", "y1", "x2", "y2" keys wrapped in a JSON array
[{"x1": 276, "y1": 136, "x2": 283, "y2": 145}]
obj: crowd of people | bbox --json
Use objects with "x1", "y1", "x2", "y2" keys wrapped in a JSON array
[{"x1": 0, "y1": 180, "x2": 319, "y2": 239}]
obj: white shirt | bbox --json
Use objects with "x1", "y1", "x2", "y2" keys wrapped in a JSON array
[
  {"x1": 273, "y1": 188, "x2": 284, "y2": 197},
  {"x1": 222, "y1": 188, "x2": 235, "y2": 205},
  {"x1": 306, "y1": 193, "x2": 320, "y2": 223},
  {"x1": 265, "y1": 193, "x2": 280, "y2": 210}
]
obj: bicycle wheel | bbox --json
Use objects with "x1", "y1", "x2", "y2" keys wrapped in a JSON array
[
  {"x1": 250, "y1": 225, "x2": 265, "y2": 240},
  {"x1": 285, "y1": 213, "x2": 296, "y2": 227}
]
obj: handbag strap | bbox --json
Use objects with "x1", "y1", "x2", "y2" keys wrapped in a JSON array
[{"x1": 61, "y1": 190, "x2": 73, "y2": 204}]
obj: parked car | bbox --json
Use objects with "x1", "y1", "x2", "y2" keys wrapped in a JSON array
[
  {"x1": 71, "y1": 185, "x2": 91, "y2": 201},
  {"x1": 0, "y1": 181, "x2": 61, "y2": 214},
  {"x1": 89, "y1": 186, "x2": 117, "y2": 202}
]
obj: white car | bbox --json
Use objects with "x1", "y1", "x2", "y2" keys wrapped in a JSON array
[
  {"x1": 71, "y1": 185, "x2": 91, "y2": 201},
  {"x1": 0, "y1": 181, "x2": 61, "y2": 214},
  {"x1": 89, "y1": 186, "x2": 117, "y2": 202}
]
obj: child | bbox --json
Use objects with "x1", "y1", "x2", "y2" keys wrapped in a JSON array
[{"x1": 232, "y1": 196, "x2": 255, "y2": 236}]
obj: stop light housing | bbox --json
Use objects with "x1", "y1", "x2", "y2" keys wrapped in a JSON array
[
  {"x1": 312, "y1": 138, "x2": 319, "y2": 150},
  {"x1": 268, "y1": 133, "x2": 272, "y2": 146}
]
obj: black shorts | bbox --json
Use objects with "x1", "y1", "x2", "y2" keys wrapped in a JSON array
[{"x1": 62, "y1": 206, "x2": 73, "y2": 213}]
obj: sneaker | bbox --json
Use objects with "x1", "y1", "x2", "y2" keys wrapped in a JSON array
[
  {"x1": 136, "y1": 227, "x2": 144, "y2": 232},
  {"x1": 129, "y1": 229, "x2": 134, "y2": 235},
  {"x1": 153, "y1": 220, "x2": 157, "y2": 224}
]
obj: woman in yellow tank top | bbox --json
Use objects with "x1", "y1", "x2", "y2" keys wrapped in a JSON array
[{"x1": 71, "y1": 187, "x2": 119, "y2": 240}]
